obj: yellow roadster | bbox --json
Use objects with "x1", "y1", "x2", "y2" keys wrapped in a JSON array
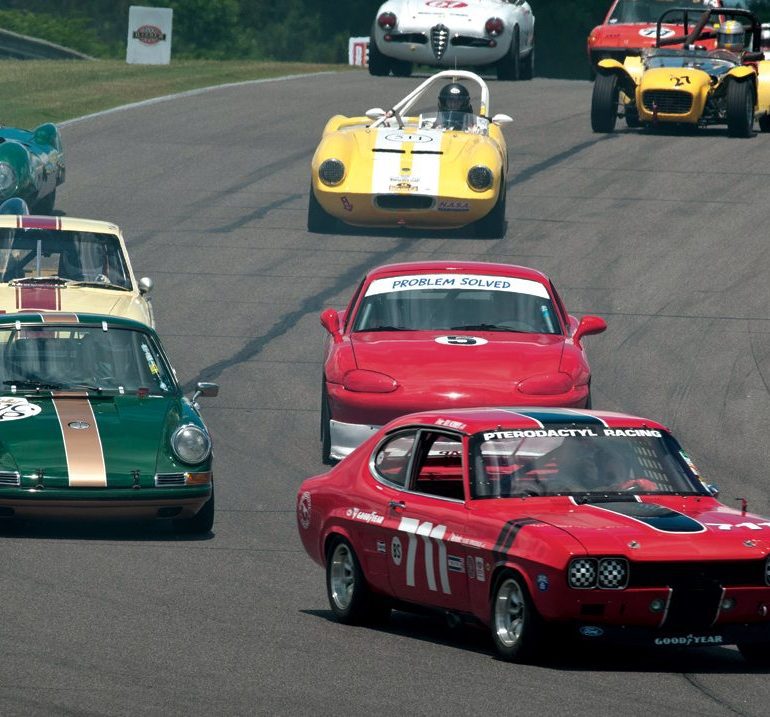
[
  {"x1": 308, "y1": 70, "x2": 512, "y2": 238},
  {"x1": 591, "y1": 7, "x2": 770, "y2": 137}
]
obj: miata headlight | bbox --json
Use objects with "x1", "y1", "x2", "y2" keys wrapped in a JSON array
[
  {"x1": 0, "y1": 162, "x2": 17, "y2": 193},
  {"x1": 319, "y1": 159, "x2": 345, "y2": 186},
  {"x1": 467, "y1": 165, "x2": 493, "y2": 191},
  {"x1": 171, "y1": 425, "x2": 211, "y2": 465}
]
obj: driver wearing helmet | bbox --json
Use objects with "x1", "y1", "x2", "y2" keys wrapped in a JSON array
[
  {"x1": 435, "y1": 82, "x2": 474, "y2": 130},
  {"x1": 716, "y1": 19, "x2": 745, "y2": 54}
]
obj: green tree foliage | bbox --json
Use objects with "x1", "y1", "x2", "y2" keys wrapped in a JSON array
[{"x1": 1, "y1": 0, "x2": 768, "y2": 77}]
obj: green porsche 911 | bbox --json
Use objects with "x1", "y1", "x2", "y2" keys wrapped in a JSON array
[{"x1": 0, "y1": 312, "x2": 218, "y2": 532}]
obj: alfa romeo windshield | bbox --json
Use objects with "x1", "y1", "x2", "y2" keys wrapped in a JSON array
[{"x1": 470, "y1": 424, "x2": 705, "y2": 498}]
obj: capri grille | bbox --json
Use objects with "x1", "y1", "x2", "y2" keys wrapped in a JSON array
[{"x1": 642, "y1": 90, "x2": 693, "y2": 114}]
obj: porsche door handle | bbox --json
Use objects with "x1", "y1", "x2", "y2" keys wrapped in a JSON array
[{"x1": 388, "y1": 500, "x2": 406, "y2": 511}]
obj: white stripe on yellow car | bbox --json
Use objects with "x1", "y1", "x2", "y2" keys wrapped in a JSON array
[
  {"x1": 52, "y1": 392, "x2": 107, "y2": 487},
  {"x1": 371, "y1": 128, "x2": 443, "y2": 196}
]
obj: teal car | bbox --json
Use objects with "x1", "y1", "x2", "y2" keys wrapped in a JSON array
[
  {"x1": 0, "y1": 123, "x2": 65, "y2": 213},
  {"x1": 0, "y1": 312, "x2": 218, "y2": 532}
]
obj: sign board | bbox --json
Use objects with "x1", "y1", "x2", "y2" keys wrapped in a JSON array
[
  {"x1": 126, "y1": 6, "x2": 173, "y2": 64},
  {"x1": 348, "y1": 37, "x2": 370, "y2": 67}
]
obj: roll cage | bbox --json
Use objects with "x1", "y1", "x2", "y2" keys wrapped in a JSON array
[{"x1": 655, "y1": 6, "x2": 762, "y2": 52}]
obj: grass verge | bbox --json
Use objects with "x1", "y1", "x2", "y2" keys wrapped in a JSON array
[{"x1": 0, "y1": 59, "x2": 353, "y2": 127}]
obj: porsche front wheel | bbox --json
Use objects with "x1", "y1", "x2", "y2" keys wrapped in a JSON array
[
  {"x1": 173, "y1": 485, "x2": 215, "y2": 534},
  {"x1": 326, "y1": 537, "x2": 390, "y2": 625},
  {"x1": 491, "y1": 571, "x2": 545, "y2": 662},
  {"x1": 726, "y1": 80, "x2": 754, "y2": 138},
  {"x1": 307, "y1": 186, "x2": 338, "y2": 233},
  {"x1": 591, "y1": 73, "x2": 619, "y2": 133}
]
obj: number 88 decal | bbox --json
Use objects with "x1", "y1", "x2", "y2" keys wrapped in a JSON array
[{"x1": 393, "y1": 517, "x2": 451, "y2": 595}]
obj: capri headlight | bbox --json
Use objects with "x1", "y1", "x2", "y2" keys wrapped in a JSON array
[
  {"x1": 467, "y1": 165, "x2": 493, "y2": 191},
  {"x1": 171, "y1": 425, "x2": 211, "y2": 465},
  {"x1": 319, "y1": 159, "x2": 345, "y2": 186},
  {"x1": 0, "y1": 162, "x2": 17, "y2": 193}
]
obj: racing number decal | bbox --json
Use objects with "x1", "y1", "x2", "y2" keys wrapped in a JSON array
[
  {"x1": 397, "y1": 517, "x2": 451, "y2": 594},
  {"x1": 670, "y1": 75, "x2": 691, "y2": 87}
]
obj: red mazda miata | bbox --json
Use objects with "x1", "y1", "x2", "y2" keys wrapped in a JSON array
[
  {"x1": 297, "y1": 406, "x2": 770, "y2": 663},
  {"x1": 319, "y1": 261, "x2": 606, "y2": 463}
]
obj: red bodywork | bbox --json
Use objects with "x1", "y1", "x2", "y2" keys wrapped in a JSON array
[
  {"x1": 587, "y1": 0, "x2": 719, "y2": 67},
  {"x1": 320, "y1": 261, "x2": 606, "y2": 459},
  {"x1": 297, "y1": 407, "x2": 770, "y2": 650}
]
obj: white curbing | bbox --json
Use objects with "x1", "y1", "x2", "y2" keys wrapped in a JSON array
[{"x1": 58, "y1": 71, "x2": 338, "y2": 127}]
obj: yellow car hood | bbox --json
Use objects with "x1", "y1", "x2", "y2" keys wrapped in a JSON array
[{"x1": 640, "y1": 66, "x2": 711, "y2": 93}]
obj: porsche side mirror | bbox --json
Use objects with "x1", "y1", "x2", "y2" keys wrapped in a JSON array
[
  {"x1": 574, "y1": 315, "x2": 607, "y2": 344},
  {"x1": 138, "y1": 277, "x2": 153, "y2": 295},
  {"x1": 491, "y1": 113, "x2": 513, "y2": 126},
  {"x1": 192, "y1": 381, "x2": 219, "y2": 403},
  {"x1": 320, "y1": 308, "x2": 342, "y2": 342},
  {"x1": 366, "y1": 107, "x2": 387, "y2": 120}
]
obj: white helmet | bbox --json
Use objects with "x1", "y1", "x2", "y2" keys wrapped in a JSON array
[{"x1": 717, "y1": 20, "x2": 745, "y2": 52}]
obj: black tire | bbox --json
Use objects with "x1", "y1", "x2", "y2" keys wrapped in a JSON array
[
  {"x1": 520, "y1": 48, "x2": 535, "y2": 81},
  {"x1": 490, "y1": 570, "x2": 545, "y2": 662},
  {"x1": 473, "y1": 181, "x2": 506, "y2": 239},
  {"x1": 307, "y1": 185, "x2": 338, "y2": 233},
  {"x1": 320, "y1": 381, "x2": 333, "y2": 465},
  {"x1": 591, "y1": 72, "x2": 619, "y2": 133},
  {"x1": 584, "y1": 388, "x2": 592, "y2": 410},
  {"x1": 34, "y1": 189, "x2": 56, "y2": 215},
  {"x1": 497, "y1": 29, "x2": 520, "y2": 81},
  {"x1": 759, "y1": 113, "x2": 770, "y2": 133},
  {"x1": 326, "y1": 537, "x2": 391, "y2": 625},
  {"x1": 173, "y1": 485, "x2": 214, "y2": 534},
  {"x1": 738, "y1": 642, "x2": 770, "y2": 666},
  {"x1": 726, "y1": 80, "x2": 754, "y2": 138},
  {"x1": 368, "y1": 38, "x2": 391, "y2": 77},
  {"x1": 391, "y1": 59, "x2": 413, "y2": 77},
  {"x1": 624, "y1": 103, "x2": 640, "y2": 128}
]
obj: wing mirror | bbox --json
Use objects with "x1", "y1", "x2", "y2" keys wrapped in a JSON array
[
  {"x1": 573, "y1": 315, "x2": 607, "y2": 344},
  {"x1": 138, "y1": 277, "x2": 153, "y2": 295},
  {"x1": 365, "y1": 107, "x2": 387, "y2": 120},
  {"x1": 491, "y1": 113, "x2": 513, "y2": 126},
  {"x1": 192, "y1": 381, "x2": 219, "y2": 404},
  {"x1": 320, "y1": 307, "x2": 342, "y2": 342},
  {"x1": 706, "y1": 484, "x2": 719, "y2": 498}
]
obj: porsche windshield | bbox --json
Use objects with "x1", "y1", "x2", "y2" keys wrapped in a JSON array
[
  {"x1": 470, "y1": 425, "x2": 704, "y2": 498},
  {"x1": 353, "y1": 274, "x2": 561, "y2": 334},
  {"x1": 0, "y1": 325, "x2": 175, "y2": 394},
  {"x1": 609, "y1": 0, "x2": 692, "y2": 24},
  {"x1": 0, "y1": 229, "x2": 131, "y2": 289}
]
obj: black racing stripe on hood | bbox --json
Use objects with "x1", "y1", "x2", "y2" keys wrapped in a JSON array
[
  {"x1": 587, "y1": 501, "x2": 704, "y2": 533},
  {"x1": 493, "y1": 518, "x2": 538, "y2": 561}
]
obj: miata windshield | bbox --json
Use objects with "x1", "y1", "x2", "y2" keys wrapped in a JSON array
[
  {"x1": 0, "y1": 229, "x2": 132, "y2": 289},
  {"x1": 353, "y1": 273, "x2": 561, "y2": 334},
  {"x1": 470, "y1": 424, "x2": 704, "y2": 498},
  {"x1": 0, "y1": 326, "x2": 176, "y2": 394}
]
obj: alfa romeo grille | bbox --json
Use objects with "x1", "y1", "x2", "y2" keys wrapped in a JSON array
[
  {"x1": 0, "y1": 471, "x2": 19, "y2": 486},
  {"x1": 431, "y1": 24, "x2": 449, "y2": 60},
  {"x1": 155, "y1": 473, "x2": 186, "y2": 486},
  {"x1": 375, "y1": 195, "x2": 433, "y2": 210},
  {"x1": 642, "y1": 90, "x2": 693, "y2": 115}
]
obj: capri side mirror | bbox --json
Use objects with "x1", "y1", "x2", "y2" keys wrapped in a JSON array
[
  {"x1": 192, "y1": 381, "x2": 219, "y2": 404},
  {"x1": 138, "y1": 277, "x2": 153, "y2": 295}
]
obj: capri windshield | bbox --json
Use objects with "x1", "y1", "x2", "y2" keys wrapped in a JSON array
[{"x1": 470, "y1": 424, "x2": 705, "y2": 498}]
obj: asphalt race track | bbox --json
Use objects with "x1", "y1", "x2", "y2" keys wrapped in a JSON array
[{"x1": 2, "y1": 72, "x2": 770, "y2": 716}]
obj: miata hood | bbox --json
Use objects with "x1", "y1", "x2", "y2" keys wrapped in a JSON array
[
  {"x1": 532, "y1": 497, "x2": 770, "y2": 560},
  {"x1": 351, "y1": 331, "x2": 563, "y2": 387},
  {"x1": 0, "y1": 394, "x2": 175, "y2": 486}
]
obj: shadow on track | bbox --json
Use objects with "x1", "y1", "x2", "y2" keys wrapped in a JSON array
[
  {"x1": 303, "y1": 607, "x2": 770, "y2": 674},
  {"x1": 0, "y1": 518, "x2": 215, "y2": 542}
]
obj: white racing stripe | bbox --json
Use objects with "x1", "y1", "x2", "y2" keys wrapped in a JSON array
[{"x1": 371, "y1": 128, "x2": 443, "y2": 195}]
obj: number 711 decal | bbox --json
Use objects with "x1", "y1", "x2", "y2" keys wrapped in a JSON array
[{"x1": 393, "y1": 517, "x2": 452, "y2": 594}]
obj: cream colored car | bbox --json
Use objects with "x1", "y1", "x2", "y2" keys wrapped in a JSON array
[{"x1": 0, "y1": 214, "x2": 154, "y2": 326}]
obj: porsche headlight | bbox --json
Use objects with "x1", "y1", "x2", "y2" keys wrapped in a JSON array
[
  {"x1": 0, "y1": 162, "x2": 17, "y2": 193},
  {"x1": 319, "y1": 159, "x2": 345, "y2": 186},
  {"x1": 467, "y1": 165, "x2": 493, "y2": 191},
  {"x1": 171, "y1": 425, "x2": 211, "y2": 465}
]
